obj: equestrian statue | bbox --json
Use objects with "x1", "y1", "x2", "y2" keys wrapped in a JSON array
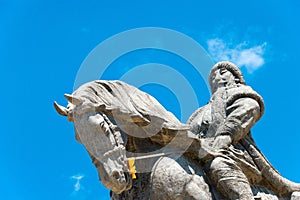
[{"x1": 54, "y1": 61, "x2": 300, "y2": 200}]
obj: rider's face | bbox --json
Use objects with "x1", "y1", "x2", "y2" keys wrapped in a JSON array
[{"x1": 211, "y1": 68, "x2": 236, "y2": 92}]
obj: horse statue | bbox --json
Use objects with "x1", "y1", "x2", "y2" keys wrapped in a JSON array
[{"x1": 54, "y1": 78, "x2": 300, "y2": 200}]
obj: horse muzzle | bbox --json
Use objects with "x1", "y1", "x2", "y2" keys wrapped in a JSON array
[{"x1": 99, "y1": 169, "x2": 132, "y2": 194}]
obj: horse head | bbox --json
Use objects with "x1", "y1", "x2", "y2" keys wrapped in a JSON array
[{"x1": 54, "y1": 94, "x2": 132, "y2": 194}]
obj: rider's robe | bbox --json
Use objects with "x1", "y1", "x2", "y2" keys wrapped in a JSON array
[{"x1": 188, "y1": 84, "x2": 299, "y2": 196}]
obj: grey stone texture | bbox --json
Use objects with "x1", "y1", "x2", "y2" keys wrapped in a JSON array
[{"x1": 54, "y1": 61, "x2": 300, "y2": 199}]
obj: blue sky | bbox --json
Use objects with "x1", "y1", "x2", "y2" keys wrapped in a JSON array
[{"x1": 1, "y1": 1, "x2": 300, "y2": 199}]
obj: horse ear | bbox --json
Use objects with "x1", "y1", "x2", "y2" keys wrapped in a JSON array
[
  {"x1": 54, "y1": 101, "x2": 68, "y2": 116},
  {"x1": 64, "y1": 94, "x2": 83, "y2": 106}
]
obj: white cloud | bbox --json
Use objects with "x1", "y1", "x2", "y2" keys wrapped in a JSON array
[
  {"x1": 69, "y1": 174, "x2": 89, "y2": 200},
  {"x1": 207, "y1": 38, "x2": 267, "y2": 73},
  {"x1": 71, "y1": 174, "x2": 84, "y2": 192}
]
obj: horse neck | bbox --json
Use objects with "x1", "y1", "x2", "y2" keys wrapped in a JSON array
[{"x1": 126, "y1": 135, "x2": 161, "y2": 153}]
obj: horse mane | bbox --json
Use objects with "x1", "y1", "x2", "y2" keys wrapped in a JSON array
[{"x1": 72, "y1": 80, "x2": 189, "y2": 131}]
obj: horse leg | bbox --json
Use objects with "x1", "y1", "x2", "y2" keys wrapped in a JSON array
[{"x1": 150, "y1": 156, "x2": 213, "y2": 200}]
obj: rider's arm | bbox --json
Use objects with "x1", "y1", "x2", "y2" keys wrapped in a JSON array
[{"x1": 217, "y1": 97, "x2": 261, "y2": 144}]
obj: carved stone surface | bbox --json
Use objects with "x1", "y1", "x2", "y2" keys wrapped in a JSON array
[
  {"x1": 291, "y1": 191, "x2": 300, "y2": 200},
  {"x1": 54, "y1": 61, "x2": 300, "y2": 199}
]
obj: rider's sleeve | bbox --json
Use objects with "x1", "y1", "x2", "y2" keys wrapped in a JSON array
[{"x1": 217, "y1": 97, "x2": 260, "y2": 144}]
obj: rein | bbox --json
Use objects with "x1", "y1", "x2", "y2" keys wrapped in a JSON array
[{"x1": 97, "y1": 145, "x2": 126, "y2": 162}]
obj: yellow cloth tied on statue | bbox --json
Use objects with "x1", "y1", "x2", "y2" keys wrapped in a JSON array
[{"x1": 127, "y1": 157, "x2": 137, "y2": 179}]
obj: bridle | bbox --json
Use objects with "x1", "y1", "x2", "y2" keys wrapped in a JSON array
[
  {"x1": 71, "y1": 103, "x2": 130, "y2": 175},
  {"x1": 93, "y1": 111, "x2": 129, "y2": 171}
]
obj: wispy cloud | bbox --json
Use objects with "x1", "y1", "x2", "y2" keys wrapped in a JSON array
[
  {"x1": 71, "y1": 174, "x2": 84, "y2": 192},
  {"x1": 207, "y1": 38, "x2": 267, "y2": 73},
  {"x1": 69, "y1": 174, "x2": 90, "y2": 200}
]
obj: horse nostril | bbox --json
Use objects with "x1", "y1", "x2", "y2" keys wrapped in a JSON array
[{"x1": 112, "y1": 171, "x2": 120, "y2": 180}]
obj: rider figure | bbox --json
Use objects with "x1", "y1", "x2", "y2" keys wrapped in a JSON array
[{"x1": 189, "y1": 61, "x2": 264, "y2": 199}]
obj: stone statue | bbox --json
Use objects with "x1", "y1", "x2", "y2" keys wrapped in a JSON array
[{"x1": 54, "y1": 61, "x2": 300, "y2": 199}]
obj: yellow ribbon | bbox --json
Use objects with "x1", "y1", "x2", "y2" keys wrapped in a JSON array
[{"x1": 127, "y1": 157, "x2": 137, "y2": 179}]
